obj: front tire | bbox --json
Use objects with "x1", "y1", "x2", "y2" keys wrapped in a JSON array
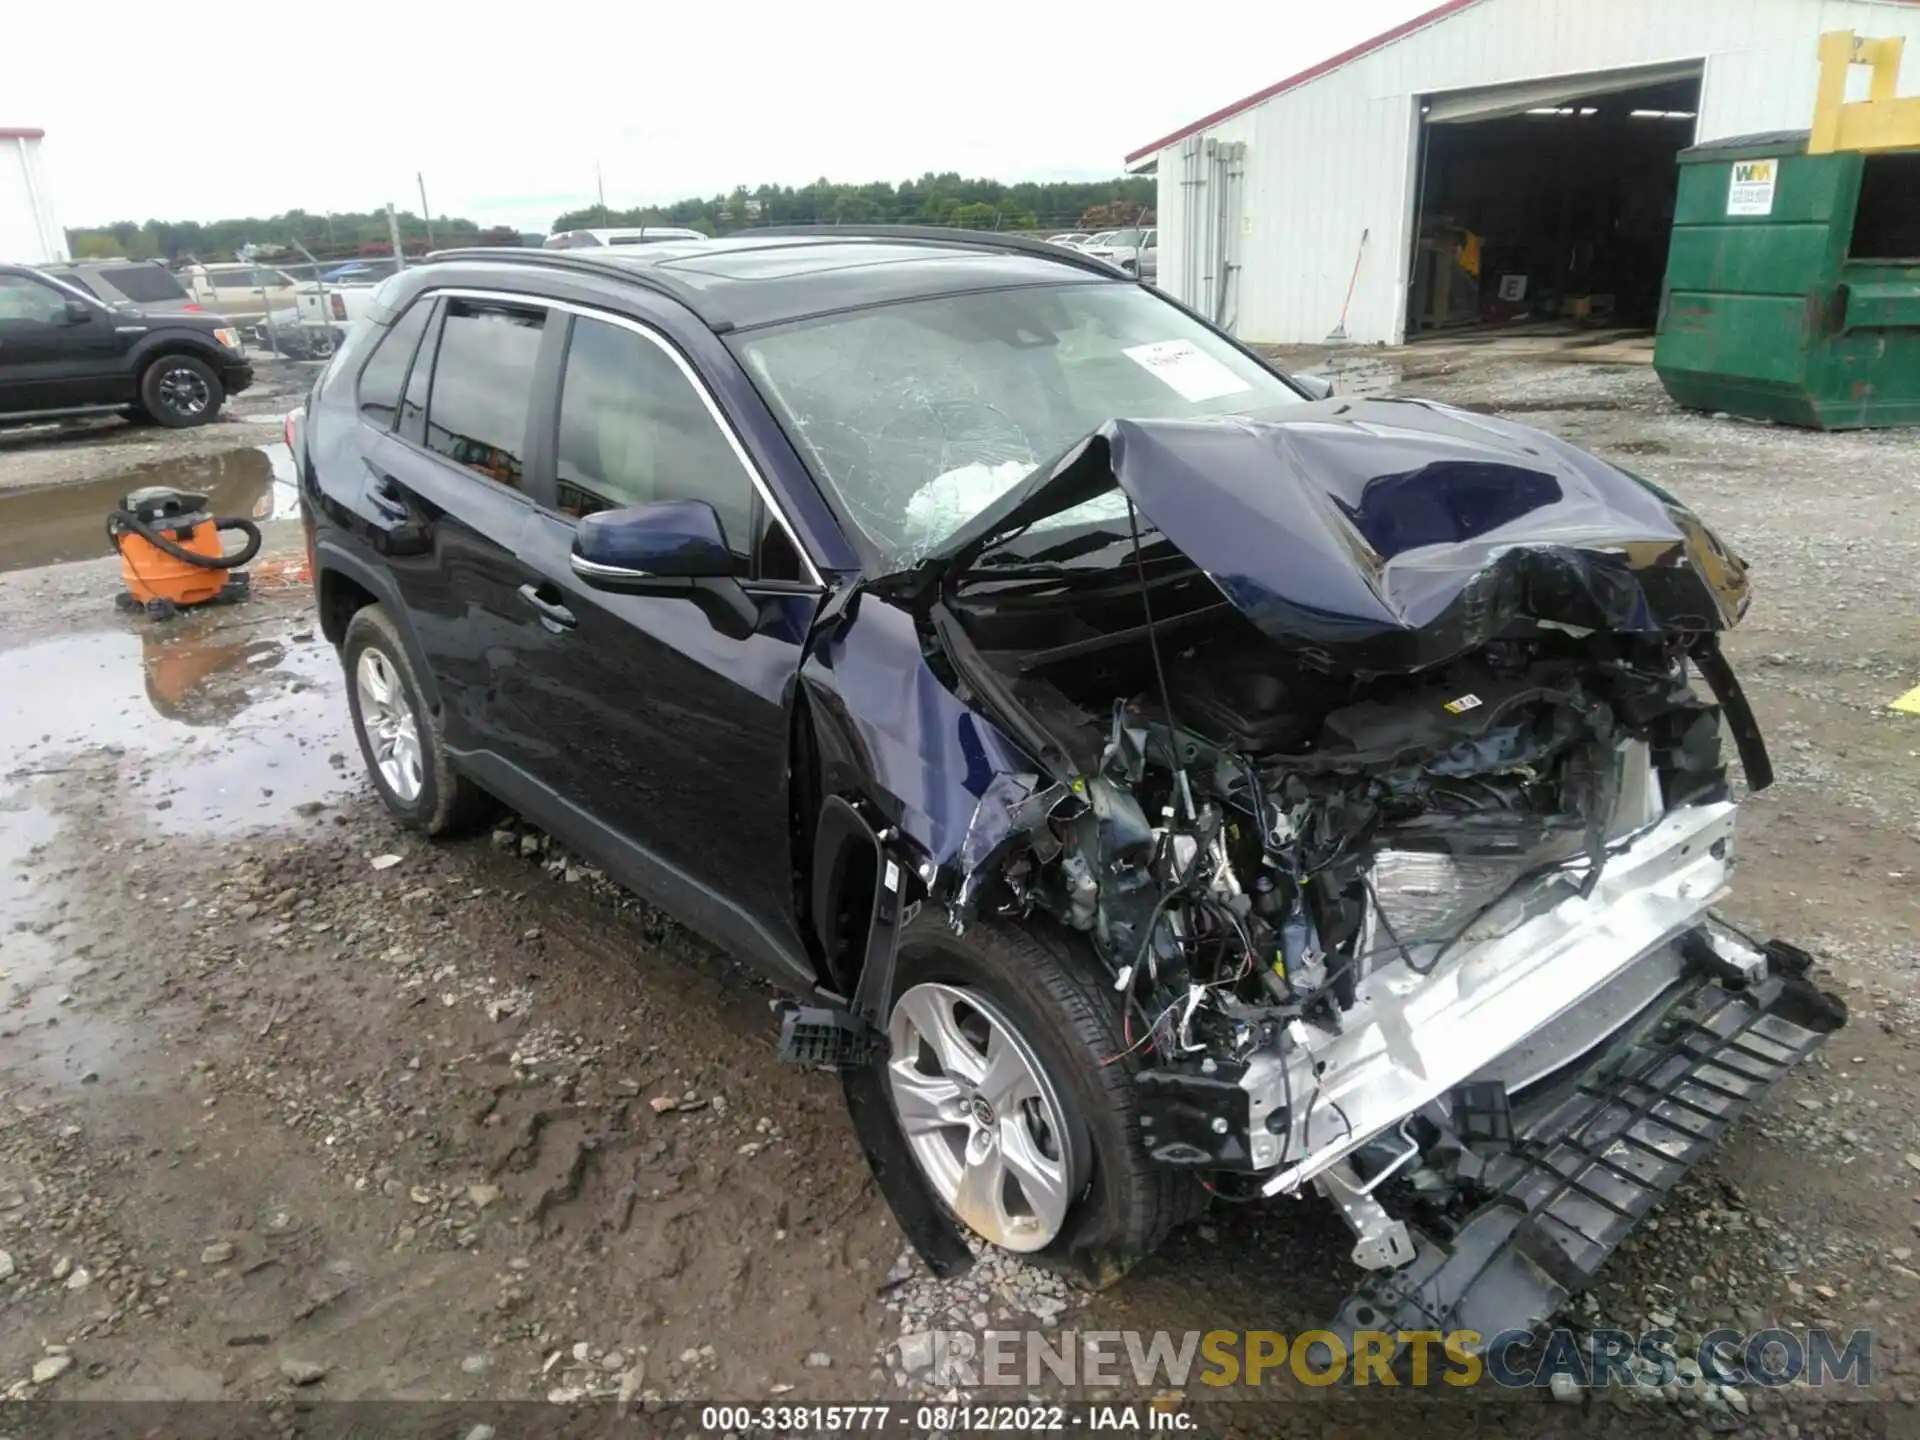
[
  {"x1": 882, "y1": 909, "x2": 1202, "y2": 1283},
  {"x1": 341, "y1": 605, "x2": 490, "y2": 835},
  {"x1": 138, "y1": 354, "x2": 223, "y2": 428}
]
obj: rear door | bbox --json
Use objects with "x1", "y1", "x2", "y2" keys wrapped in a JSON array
[
  {"x1": 509, "y1": 305, "x2": 825, "y2": 958},
  {"x1": 362, "y1": 293, "x2": 557, "y2": 761}
]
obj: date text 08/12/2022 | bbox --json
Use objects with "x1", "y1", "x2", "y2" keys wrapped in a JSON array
[{"x1": 698, "y1": 1406, "x2": 1192, "y2": 1432}]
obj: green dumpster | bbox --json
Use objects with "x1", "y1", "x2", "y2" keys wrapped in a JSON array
[{"x1": 1654, "y1": 130, "x2": 1920, "y2": 429}]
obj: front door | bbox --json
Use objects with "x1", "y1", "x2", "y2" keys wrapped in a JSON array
[
  {"x1": 509, "y1": 307, "x2": 824, "y2": 964},
  {"x1": 0, "y1": 272, "x2": 121, "y2": 413}
]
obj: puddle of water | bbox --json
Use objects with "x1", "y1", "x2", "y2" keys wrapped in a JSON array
[
  {"x1": 0, "y1": 800, "x2": 123, "y2": 1088},
  {"x1": 1321, "y1": 354, "x2": 1405, "y2": 399},
  {"x1": 0, "y1": 619, "x2": 357, "y2": 835},
  {"x1": 0, "y1": 448, "x2": 331, "y2": 1091},
  {"x1": 0, "y1": 444, "x2": 300, "y2": 574}
]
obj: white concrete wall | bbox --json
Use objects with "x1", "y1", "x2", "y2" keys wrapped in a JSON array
[
  {"x1": 1148, "y1": 0, "x2": 1920, "y2": 346},
  {"x1": 1, "y1": 135, "x2": 66, "y2": 264}
]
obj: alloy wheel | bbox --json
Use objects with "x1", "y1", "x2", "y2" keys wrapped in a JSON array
[
  {"x1": 355, "y1": 648, "x2": 423, "y2": 804},
  {"x1": 886, "y1": 981, "x2": 1074, "y2": 1252},
  {"x1": 156, "y1": 366, "x2": 211, "y2": 418}
]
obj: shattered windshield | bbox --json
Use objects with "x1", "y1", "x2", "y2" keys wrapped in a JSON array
[{"x1": 731, "y1": 282, "x2": 1304, "y2": 567}]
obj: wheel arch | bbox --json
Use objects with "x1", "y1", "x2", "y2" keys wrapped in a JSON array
[
  {"x1": 128, "y1": 331, "x2": 231, "y2": 374},
  {"x1": 313, "y1": 539, "x2": 442, "y2": 713}
]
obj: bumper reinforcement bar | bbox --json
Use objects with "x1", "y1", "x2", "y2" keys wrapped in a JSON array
[{"x1": 1329, "y1": 957, "x2": 1845, "y2": 1354}]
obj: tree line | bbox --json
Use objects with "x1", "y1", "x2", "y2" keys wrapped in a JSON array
[
  {"x1": 67, "y1": 210, "x2": 515, "y2": 263},
  {"x1": 551, "y1": 174, "x2": 1157, "y2": 236},
  {"x1": 65, "y1": 174, "x2": 1156, "y2": 263}
]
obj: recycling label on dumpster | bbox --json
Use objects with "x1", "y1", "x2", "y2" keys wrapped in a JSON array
[{"x1": 1727, "y1": 158, "x2": 1778, "y2": 216}]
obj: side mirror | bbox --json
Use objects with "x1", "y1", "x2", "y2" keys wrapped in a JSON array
[
  {"x1": 570, "y1": 499, "x2": 760, "y2": 640},
  {"x1": 1294, "y1": 372, "x2": 1336, "y2": 401},
  {"x1": 571, "y1": 499, "x2": 736, "y2": 585},
  {"x1": 63, "y1": 299, "x2": 94, "y2": 325}
]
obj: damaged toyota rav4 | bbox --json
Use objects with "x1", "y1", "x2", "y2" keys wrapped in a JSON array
[{"x1": 298, "y1": 228, "x2": 1842, "y2": 1341}]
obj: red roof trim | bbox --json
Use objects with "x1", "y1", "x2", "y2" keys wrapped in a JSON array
[
  {"x1": 1125, "y1": 0, "x2": 1487, "y2": 163},
  {"x1": 0, "y1": 128, "x2": 47, "y2": 141}
]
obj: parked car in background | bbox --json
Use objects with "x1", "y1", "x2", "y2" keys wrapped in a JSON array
[
  {"x1": 257, "y1": 304, "x2": 347, "y2": 360},
  {"x1": 0, "y1": 263, "x2": 250, "y2": 427},
  {"x1": 1084, "y1": 227, "x2": 1156, "y2": 278},
  {"x1": 292, "y1": 229, "x2": 1835, "y2": 1335},
  {"x1": 1131, "y1": 229, "x2": 1158, "y2": 281},
  {"x1": 319, "y1": 259, "x2": 400, "y2": 285},
  {"x1": 37, "y1": 260, "x2": 215, "y2": 318},
  {"x1": 1045, "y1": 232, "x2": 1091, "y2": 248},
  {"x1": 178, "y1": 263, "x2": 302, "y2": 325},
  {"x1": 1081, "y1": 230, "x2": 1118, "y2": 252},
  {"x1": 544, "y1": 227, "x2": 708, "y2": 249}
]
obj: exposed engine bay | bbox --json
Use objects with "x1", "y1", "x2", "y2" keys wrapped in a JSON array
[
  {"x1": 953, "y1": 606, "x2": 1747, "y2": 1177},
  {"x1": 869, "y1": 406, "x2": 1845, "y2": 1307},
  {"x1": 1032, "y1": 636, "x2": 1710, "y2": 1010}
]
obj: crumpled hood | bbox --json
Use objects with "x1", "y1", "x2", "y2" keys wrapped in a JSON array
[{"x1": 923, "y1": 400, "x2": 1751, "y2": 672}]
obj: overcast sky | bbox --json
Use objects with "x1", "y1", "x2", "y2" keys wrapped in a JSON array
[{"x1": 16, "y1": 0, "x2": 1433, "y2": 232}]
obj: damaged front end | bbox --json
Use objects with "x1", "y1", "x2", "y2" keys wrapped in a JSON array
[{"x1": 880, "y1": 403, "x2": 1844, "y2": 1328}]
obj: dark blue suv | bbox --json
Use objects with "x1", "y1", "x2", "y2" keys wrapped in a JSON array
[{"x1": 298, "y1": 229, "x2": 1836, "y2": 1323}]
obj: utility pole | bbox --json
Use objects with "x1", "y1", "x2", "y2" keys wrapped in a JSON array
[
  {"x1": 596, "y1": 162, "x2": 607, "y2": 224},
  {"x1": 387, "y1": 203, "x2": 406, "y2": 270},
  {"x1": 416, "y1": 173, "x2": 434, "y2": 248}
]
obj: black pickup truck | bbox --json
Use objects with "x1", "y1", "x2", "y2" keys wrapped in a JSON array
[{"x1": 0, "y1": 262, "x2": 253, "y2": 428}]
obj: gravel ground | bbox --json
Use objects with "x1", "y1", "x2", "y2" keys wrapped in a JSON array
[{"x1": 0, "y1": 351, "x2": 1916, "y2": 1435}]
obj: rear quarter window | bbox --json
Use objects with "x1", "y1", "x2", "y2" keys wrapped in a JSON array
[
  {"x1": 355, "y1": 299, "x2": 435, "y2": 428},
  {"x1": 100, "y1": 265, "x2": 189, "y2": 303}
]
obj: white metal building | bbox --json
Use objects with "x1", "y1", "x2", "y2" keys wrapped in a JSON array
[
  {"x1": 1129, "y1": 0, "x2": 1920, "y2": 345},
  {"x1": 1, "y1": 128, "x2": 66, "y2": 264}
]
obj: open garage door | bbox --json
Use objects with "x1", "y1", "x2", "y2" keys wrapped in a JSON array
[{"x1": 1408, "y1": 64, "x2": 1703, "y2": 338}]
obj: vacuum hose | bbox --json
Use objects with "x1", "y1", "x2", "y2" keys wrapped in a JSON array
[{"x1": 107, "y1": 510, "x2": 263, "y2": 569}]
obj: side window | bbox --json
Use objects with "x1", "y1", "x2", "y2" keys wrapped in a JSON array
[
  {"x1": 424, "y1": 299, "x2": 545, "y2": 490},
  {"x1": 399, "y1": 298, "x2": 444, "y2": 443},
  {"x1": 756, "y1": 508, "x2": 807, "y2": 582},
  {"x1": 0, "y1": 274, "x2": 71, "y2": 325},
  {"x1": 553, "y1": 315, "x2": 753, "y2": 560},
  {"x1": 52, "y1": 272, "x2": 99, "y2": 298},
  {"x1": 355, "y1": 298, "x2": 434, "y2": 429}
]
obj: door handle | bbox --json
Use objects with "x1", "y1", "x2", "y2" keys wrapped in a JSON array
[
  {"x1": 518, "y1": 582, "x2": 576, "y2": 632},
  {"x1": 367, "y1": 473, "x2": 411, "y2": 522}
]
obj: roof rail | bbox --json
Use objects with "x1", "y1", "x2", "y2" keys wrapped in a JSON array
[
  {"x1": 417, "y1": 245, "x2": 726, "y2": 321},
  {"x1": 422, "y1": 245, "x2": 640, "y2": 281},
  {"x1": 739, "y1": 225, "x2": 1132, "y2": 280}
]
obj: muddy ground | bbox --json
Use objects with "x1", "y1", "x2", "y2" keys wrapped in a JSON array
[{"x1": 0, "y1": 350, "x2": 1916, "y2": 1436}]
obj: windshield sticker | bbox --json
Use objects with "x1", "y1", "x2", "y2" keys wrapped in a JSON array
[{"x1": 1122, "y1": 340, "x2": 1254, "y2": 403}]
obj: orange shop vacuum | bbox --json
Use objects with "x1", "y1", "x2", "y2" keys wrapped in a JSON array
[{"x1": 107, "y1": 486, "x2": 263, "y2": 619}]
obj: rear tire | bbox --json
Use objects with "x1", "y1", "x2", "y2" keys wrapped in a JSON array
[
  {"x1": 883, "y1": 908, "x2": 1203, "y2": 1285},
  {"x1": 341, "y1": 605, "x2": 492, "y2": 835},
  {"x1": 138, "y1": 354, "x2": 224, "y2": 428}
]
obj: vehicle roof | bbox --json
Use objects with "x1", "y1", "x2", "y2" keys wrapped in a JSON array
[
  {"x1": 421, "y1": 228, "x2": 1128, "y2": 332},
  {"x1": 39, "y1": 258, "x2": 168, "y2": 270},
  {"x1": 555, "y1": 226, "x2": 706, "y2": 240}
]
